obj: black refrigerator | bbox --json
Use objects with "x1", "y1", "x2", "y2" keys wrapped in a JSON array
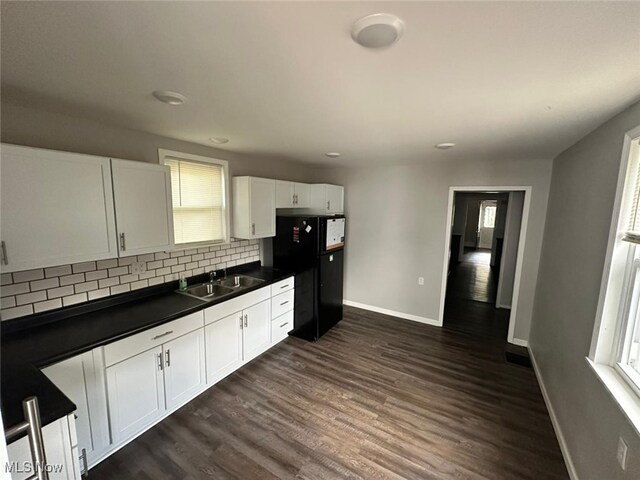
[{"x1": 273, "y1": 215, "x2": 345, "y2": 341}]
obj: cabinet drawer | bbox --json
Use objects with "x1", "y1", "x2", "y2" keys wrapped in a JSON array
[
  {"x1": 271, "y1": 277, "x2": 294, "y2": 295},
  {"x1": 104, "y1": 311, "x2": 204, "y2": 367},
  {"x1": 271, "y1": 289, "x2": 294, "y2": 319},
  {"x1": 204, "y1": 286, "x2": 271, "y2": 325},
  {"x1": 271, "y1": 311, "x2": 293, "y2": 344}
]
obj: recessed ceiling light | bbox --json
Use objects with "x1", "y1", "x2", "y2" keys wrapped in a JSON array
[
  {"x1": 152, "y1": 90, "x2": 187, "y2": 105},
  {"x1": 351, "y1": 13, "x2": 405, "y2": 49},
  {"x1": 209, "y1": 137, "x2": 229, "y2": 144},
  {"x1": 325, "y1": 152, "x2": 341, "y2": 158},
  {"x1": 435, "y1": 143, "x2": 456, "y2": 150}
]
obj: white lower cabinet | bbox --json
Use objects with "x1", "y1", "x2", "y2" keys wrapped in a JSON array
[
  {"x1": 6, "y1": 414, "x2": 81, "y2": 480},
  {"x1": 24, "y1": 276, "x2": 294, "y2": 475},
  {"x1": 106, "y1": 325, "x2": 206, "y2": 444},
  {"x1": 106, "y1": 346, "x2": 165, "y2": 443}
]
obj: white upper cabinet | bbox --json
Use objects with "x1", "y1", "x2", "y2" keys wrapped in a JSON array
[
  {"x1": 0, "y1": 144, "x2": 118, "y2": 272},
  {"x1": 232, "y1": 176, "x2": 276, "y2": 239},
  {"x1": 111, "y1": 159, "x2": 175, "y2": 256},
  {"x1": 310, "y1": 184, "x2": 344, "y2": 214},
  {"x1": 275, "y1": 181, "x2": 310, "y2": 208}
]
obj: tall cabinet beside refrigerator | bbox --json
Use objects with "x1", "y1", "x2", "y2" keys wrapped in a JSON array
[{"x1": 273, "y1": 215, "x2": 346, "y2": 341}]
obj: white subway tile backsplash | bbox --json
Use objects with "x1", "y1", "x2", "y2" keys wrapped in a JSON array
[
  {"x1": 98, "y1": 277, "x2": 119, "y2": 289},
  {"x1": 1, "y1": 283, "x2": 30, "y2": 297},
  {"x1": 110, "y1": 284, "x2": 130, "y2": 295},
  {"x1": 16, "y1": 291, "x2": 47, "y2": 306},
  {"x1": 1, "y1": 240, "x2": 260, "y2": 320},
  {"x1": 2, "y1": 305, "x2": 34, "y2": 320},
  {"x1": 34, "y1": 298, "x2": 62, "y2": 313},
  {"x1": 97, "y1": 259, "x2": 118, "y2": 269},
  {"x1": 72, "y1": 261, "x2": 96, "y2": 274},
  {"x1": 30, "y1": 277, "x2": 59, "y2": 292},
  {"x1": 63, "y1": 293, "x2": 87, "y2": 306},
  {"x1": 74, "y1": 281, "x2": 99, "y2": 294},
  {"x1": 85, "y1": 270, "x2": 108, "y2": 282},
  {"x1": 48, "y1": 285, "x2": 75, "y2": 299},
  {"x1": 13, "y1": 269, "x2": 44, "y2": 283},
  {"x1": 1, "y1": 297, "x2": 16, "y2": 309},
  {"x1": 59, "y1": 273, "x2": 85, "y2": 286},
  {"x1": 88, "y1": 288, "x2": 110, "y2": 301}
]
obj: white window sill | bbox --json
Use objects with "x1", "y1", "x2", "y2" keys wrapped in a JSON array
[{"x1": 586, "y1": 357, "x2": 640, "y2": 436}]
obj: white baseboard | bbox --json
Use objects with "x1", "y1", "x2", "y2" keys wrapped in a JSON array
[
  {"x1": 344, "y1": 300, "x2": 440, "y2": 326},
  {"x1": 510, "y1": 338, "x2": 529, "y2": 347},
  {"x1": 528, "y1": 346, "x2": 579, "y2": 480}
]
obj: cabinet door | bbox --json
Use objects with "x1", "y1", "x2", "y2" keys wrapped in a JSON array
[
  {"x1": 111, "y1": 159, "x2": 175, "y2": 256},
  {"x1": 7, "y1": 415, "x2": 80, "y2": 480},
  {"x1": 163, "y1": 329, "x2": 206, "y2": 410},
  {"x1": 0, "y1": 144, "x2": 117, "y2": 272},
  {"x1": 242, "y1": 299, "x2": 271, "y2": 362},
  {"x1": 275, "y1": 180, "x2": 295, "y2": 208},
  {"x1": 294, "y1": 183, "x2": 310, "y2": 208},
  {"x1": 42, "y1": 354, "x2": 94, "y2": 465},
  {"x1": 106, "y1": 347, "x2": 165, "y2": 443},
  {"x1": 326, "y1": 185, "x2": 344, "y2": 213},
  {"x1": 250, "y1": 177, "x2": 276, "y2": 238},
  {"x1": 205, "y1": 312, "x2": 243, "y2": 385}
]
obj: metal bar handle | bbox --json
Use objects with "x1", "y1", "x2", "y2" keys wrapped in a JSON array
[
  {"x1": 4, "y1": 396, "x2": 50, "y2": 480},
  {"x1": 244, "y1": 313, "x2": 248, "y2": 328},
  {"x1": 152, "y1": 330, "x2": 174, "y2": 340},
  {"x1": 165, "y1": 349, "x2": 171, "y2": 367},
  {"x1": 157, "y1": 352, "x2": 163, "y2": 371},
  {"x1": 1, "y1": 241, "x2": 8, "y2": 265},
  {"x1": 239, "y1": 315, "x2": 243, "y2": 329},
  {"x1": 279, "y1": 322, "x2": 288, "y2": 328},
  {"x1": 119, "y1": 232, "x2": 126, "y2": 251},
  {"x1": 280, "y1": 300, "x2": 289, "y2": 306}
]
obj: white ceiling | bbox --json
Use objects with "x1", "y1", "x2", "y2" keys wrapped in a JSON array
[{"x1": 2, "y1": 1, "x2": 639, "y2": 166}]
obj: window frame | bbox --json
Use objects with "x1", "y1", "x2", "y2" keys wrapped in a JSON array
[
  {"x1": 158, "y1": 149, "x2": 231, "y2": 248},
  {"x1": 590, "y1": 125, "x2": 640, "y2": 428}
]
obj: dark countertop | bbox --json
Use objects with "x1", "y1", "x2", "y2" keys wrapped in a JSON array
[{"x1": 1, "y1": 262, "x2": 293, "y2": 435}]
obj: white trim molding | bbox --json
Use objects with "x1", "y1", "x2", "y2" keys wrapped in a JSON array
[
  {"x1": 439, "y1": 186, "x2": 532, "y2": 345},
  {"x1": 344, "y1": 300, "x2": 439, "y2": 326},
  {"x1": 529, "y1": 347, "x2": 580, "y2": 480},
  {"x1": 510, "y1": 338, "x2": 529, "y2": 348}
]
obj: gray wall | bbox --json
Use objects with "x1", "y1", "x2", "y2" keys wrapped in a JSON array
[
  {"x1": 530, "y1": 101, "x2": 640, "y2": 478},
  {"x1": 318, "y1": 158, "x2": 552, "y2": 342},
  {"x1": 0, "y1": 103, "x2": 322, "y2": 182}
]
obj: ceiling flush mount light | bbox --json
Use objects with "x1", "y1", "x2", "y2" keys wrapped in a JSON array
[
  {"x1": 325, "y1": 152, "x2": 341, "y2": 158},
  {"x1": 351, "y1": 13, "x2": 405, "y2": 49},
  {"x1": 152, "y1": 90, "x2": 187, "y2": 105},
  {"x1": 435, "y1": 143, "x2": 456, "y2": 150},
  {"x1": 209, "y1": 137, "x2": 229, "y2": 144}
]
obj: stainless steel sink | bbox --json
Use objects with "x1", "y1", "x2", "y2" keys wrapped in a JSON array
[
  {"x1": 177, "y1": 274, "x2": 265, "y2": 301},
  {"x1": 181, "y1": 282, "x2": 235, "y2": 300},
  {"x1": 217, "y1": 274, "x2": 265, "y2": 289}
]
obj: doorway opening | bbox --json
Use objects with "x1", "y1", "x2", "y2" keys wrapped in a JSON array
[{"x1": 440, "y1": 187, "x2": 530, "y2": 345}]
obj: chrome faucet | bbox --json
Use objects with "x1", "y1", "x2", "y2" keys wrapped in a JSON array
[{"x1": 209, "y1": 270, "x2": 216, "y2": 282}]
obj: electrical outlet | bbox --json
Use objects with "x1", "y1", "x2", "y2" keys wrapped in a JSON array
[
  {"x1": 617, "y1": 436, "x2": 628, "y2": 471},
  {"x1": 131, "y1": 262, "x2": 146, "y2": 275},
  {"x1": 418, "y1": 277, "x2": 424, "y2": 286}
]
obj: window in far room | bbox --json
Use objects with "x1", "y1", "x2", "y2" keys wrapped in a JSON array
[{"x1": 158, "y1": 149, "x2": 230, "y2": 247}]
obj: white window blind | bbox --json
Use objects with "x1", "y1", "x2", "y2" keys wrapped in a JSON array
[
  {"x1": 623, "y1": 139, "x2": 640, "y2": 244},
  {"x1": 165, "y1": 157, "x2": 227, "y2": 245}
]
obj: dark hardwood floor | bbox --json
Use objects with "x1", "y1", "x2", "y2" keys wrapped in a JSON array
[
  {"x1": 446, "y1": 249, "x2": 497, "y2": 304},
  {"x1": 90, "y1": 307, "x2": 568, "y2": 480}
]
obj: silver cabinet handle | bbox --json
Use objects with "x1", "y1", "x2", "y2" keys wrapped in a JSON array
[
  {"x1": 5, "y1": 397, "x2": 50, "y2": 480},
  {"x1": 251, "y1": 223, "x2": 255, "y2": 235},
  {"x1": 244, "y1": 313, "x2": 248, "y2": 328},
  {"x1": 152, "y1": 330, "x2": 174, "y2": 340},
  {"x1": 157, "y1": 352, "x2": 163, "y2": 371},
  {"x1": 165, "y1": 349, "x2": 170, "y2": 367},
  {"x1": 239, "y1": 314, "x2": 243, "y2": 329},
  {"x1": 0, "y1": 241, "x2": 7, "y2": 265},
  {"x1": 327, "y1": 201, "x2": 330, "y2": 210},
  {"x1": 119, "y1": 232, "x2": 126, "y2": 251},
  {"x1": 279, "y1": 322, "x2": 288, "y2": 328},
  {"x1": 280, "y1": 284, "x2": 289, "y2": 289},
  {"x1": 280, "y1": 300, "x2": 289, "y2": 306},
  {"x1": 80, "y1": 448, "x2": 88, "y2": 477}
]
